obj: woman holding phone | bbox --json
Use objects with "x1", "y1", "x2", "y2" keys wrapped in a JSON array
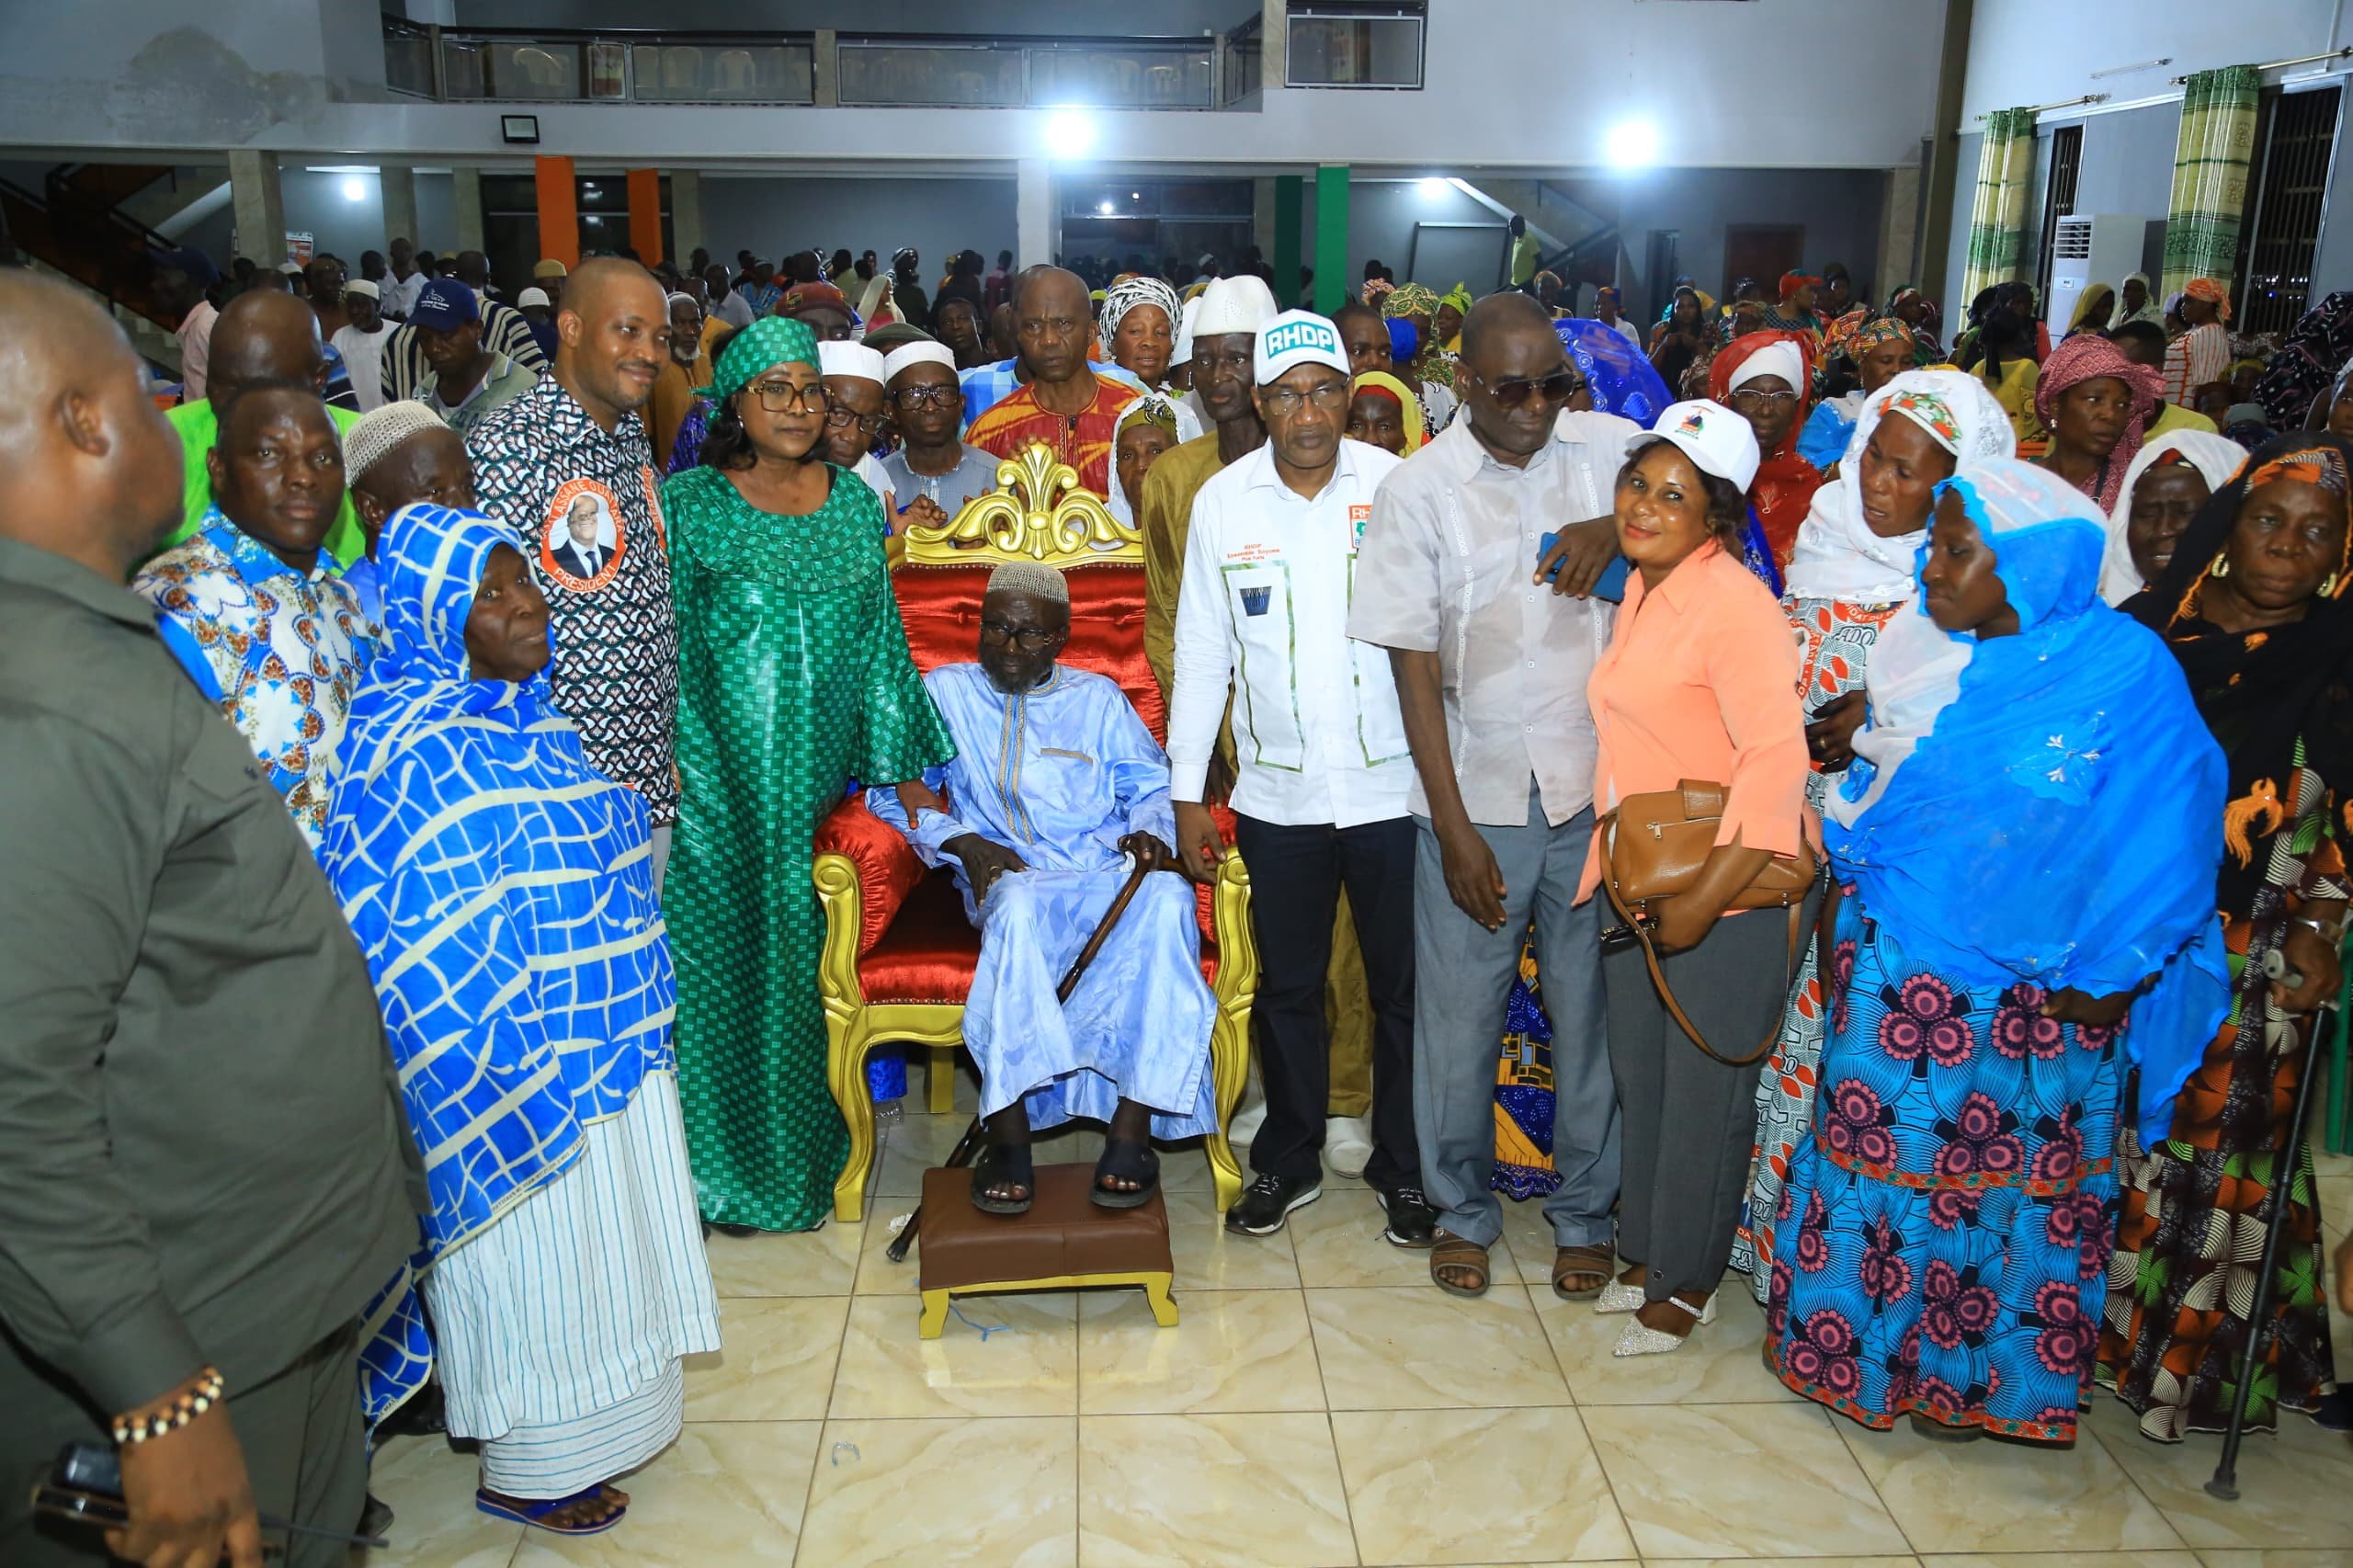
[{"x1": 1579, "y1": 398, "x2": 1813, "y2": 1358}]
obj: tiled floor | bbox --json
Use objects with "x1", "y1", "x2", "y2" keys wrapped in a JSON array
[{"x1": 358, "y1": 1107, "x2": 2353, "y2": 1567}]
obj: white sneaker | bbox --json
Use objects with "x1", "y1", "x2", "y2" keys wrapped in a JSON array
[
  {"x1": 1324, "y1": 1115, "x2": 1373, "y2": 1179},
  {"x1": 1225, "y1": 1094, "x2": 1268, "y2": 1153}
]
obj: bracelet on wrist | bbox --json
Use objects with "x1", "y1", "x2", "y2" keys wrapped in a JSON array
[
  {"x1": 2294, "y1": 915, "x2": 2345, "y2": 944},
  {"x1": 113, "y1": 1367, "x2": 224, "y2": 1446}
]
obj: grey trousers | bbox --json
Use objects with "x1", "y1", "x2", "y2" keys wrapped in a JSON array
[
  {"x1": 1411, "y1": 790, "x2": 1619, "y2": 1250},
  {"x1": 0, "y1": 1322, "x2": 367, "y2": 1568},
  {"x1": 652, "y1": 822, "x2": 673, "y2": 895},
  {"x1": 1604, "y1": 892, "x2": 1813, "y2": 1303}
]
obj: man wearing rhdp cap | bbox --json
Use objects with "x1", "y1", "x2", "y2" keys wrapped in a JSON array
[
  {"x1": 1348, "y1": 289, "x2": 1636, "y2": 1300},
  {"x1": 1167, "y1": 307, "x2": 1436, "y2": 1246}
]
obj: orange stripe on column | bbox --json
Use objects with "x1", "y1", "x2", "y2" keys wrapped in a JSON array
[
  {"x1": 627, "y1": 168, "x2": 663, "y2": 267},
  {"x1": 534, "y1": 155, "x2": 579, "y2": 269}
]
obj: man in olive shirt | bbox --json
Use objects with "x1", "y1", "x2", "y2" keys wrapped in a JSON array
[{"x1": 0, "y1": 273, "x2": 424, "y2": 1568}]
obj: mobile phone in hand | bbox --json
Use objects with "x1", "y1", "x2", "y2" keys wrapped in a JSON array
[{"x1": 1538, "y1": 532, "x2": 1630, "y2": 602}]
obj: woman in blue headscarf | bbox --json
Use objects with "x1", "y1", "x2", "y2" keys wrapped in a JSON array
[
  {"x1": 1766, "y1": 458, "x2": 2229, "y2": 1446},
  {"x1": 326, "y1": 504, "x2": 719, "y2": 1536}
]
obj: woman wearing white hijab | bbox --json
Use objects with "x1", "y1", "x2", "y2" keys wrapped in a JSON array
[
  {"x1": 2096, "y1": 431, "x2": 2247, "y2": 605},
  {"x1": 1733, "y1": 369, "x2": 2017, "y2": 1302}
]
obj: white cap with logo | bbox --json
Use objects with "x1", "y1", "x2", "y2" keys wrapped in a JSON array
[
  {"x1": 1253, "y1": 310, "x2": 1350, "y2": 386},
  {"x1": 1624, "y1": 399, "x2": 1762, "y2": 492}
]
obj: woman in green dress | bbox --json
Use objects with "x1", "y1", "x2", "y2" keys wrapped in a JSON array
[{"x1": 664, "y1": 317, "x2": 954, "y2": 1233}]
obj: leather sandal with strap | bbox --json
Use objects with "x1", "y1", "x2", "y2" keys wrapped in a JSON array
[
  {"x1": 1552, "y1": 1244, "x2": 1614, "y2": 1301},
  {"x1": 1428, "y1": 1231, "x2": 1491, "y2": 1298}
]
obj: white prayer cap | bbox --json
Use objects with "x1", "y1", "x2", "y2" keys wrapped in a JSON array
[
  {"x1": 1254, "y1": 310, "x2": 1350, "y2": 386},
  {"x1": 986, "y1": 560, "x2": 1069, "y2": 604},
  {"x1": 1727, "y1": 339, "x2": 1805, "y2": 395},
  {"x1": 665, "y1": 290, "x2": 699, "y2": 311},
  {"x1": 1171, "y1": 296, "x2": 1201, "y2": 366},
  {"x1": 343, "y1": 278, "x2": 379, "y2": 301},
  {"x1": 1625, "y1": 399, "x2": 1762, "y2": 492},
  {"x1": 883, "y1": 341, "x2": 958, "y2": 382},
  {"x1": 517, "y1": 286, "x2": 551, "y2": 308},
  {"x1": 1189, "y1": 275, "x2": 1279, "y2": 341},
  {"x1": 817, "y1": 339, "x2": 887, "y2": 383},
  {"x1": 277, "y1": 259, "x2": 303, "y2": 275},
  {"x1": 342, "y1": 401, "x2": 451, "y2": 486}
]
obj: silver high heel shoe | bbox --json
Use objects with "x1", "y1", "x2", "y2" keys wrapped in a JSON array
[
  {"x1": 1611, "y1": 1291, "x2": 1718, "y2": 1357},
  {"x1": 1594, "y1": 1278, "x2": 1647, "y2": 1314}
]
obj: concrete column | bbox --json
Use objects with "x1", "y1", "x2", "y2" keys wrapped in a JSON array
[
  {"x1": 532, "y1": 156, "x2": 578, "y2": 268},
  {"x1": 380, "y1": 161, "x2": 419, "y2": 252},
  {"x1": 453, "y1": 166, "x2": 486, "y2": 255},
  {"x1": 1260, "y1": 0, "x2": 1284, "y2": 91},
  {"x1": 1313, "y1": 165, "x2": 1347, "y2": 315},
  {"x1": 1877, "y1": 164, "x2": 1923, "y2": 297},
  {"x1": 627, "y1": 168, "x2": 664, "y2": 266},
  {"x1": 1017, "y1": 159, "x2": 1054, "y2": 269},
  {"x1": 227, "y1": 150, "x2": 285, "y2": 265},
  {"x1": 671, "y1": 170, "x2": 704, "y2": 266},
  {"x1": 813, "y1": 28, "x2": 837, "y2": 108}
]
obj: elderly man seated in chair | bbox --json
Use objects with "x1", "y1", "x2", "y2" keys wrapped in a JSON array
[{"x1": 868, "y1": 561, "x2": 1218, "y2": 1214}]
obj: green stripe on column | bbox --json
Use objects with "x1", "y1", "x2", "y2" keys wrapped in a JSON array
[{"x1": 1313, "y1": 165, "x2": 1348, "y2": 316}]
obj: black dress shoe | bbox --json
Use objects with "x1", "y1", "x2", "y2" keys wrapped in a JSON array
[
  {"x1": 1225, "y1": 1171, "x2": 1322, "y2": 1235},
  {"x1": 1375, "y1": 1184, "x2": 1439, "y2": 1248}
]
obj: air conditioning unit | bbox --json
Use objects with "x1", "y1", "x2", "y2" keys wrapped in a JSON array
[{"x1": 2046, "y1": 214, "x2": 2142, "y2": 336}]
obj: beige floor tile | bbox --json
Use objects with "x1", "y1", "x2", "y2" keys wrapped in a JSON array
[
  {"x1": 1580, "y1": 1402, "x2": 1909, "y2": 1559},
  {"x1": 1290, "y1": 1188, "x2": 1516, "y2": 1288},
  {"x1": 680, "y1": 1295, "x2": 847, "y2": 1422},
  {"x1": 1307, "y1": 1283, "x2": 1573, "y2": 1410},
  {"x1": 1533, "y1": 1281, "x2": 1787, "y2": 1405},
  {"x1": 1837, "y1": 1400, "x2": 2185, "y2": 1555},
  {"x1": 829, "y1": 1290, "x2": 1077, "y2": 1417},
  {"x1": 358, "y1": 1432, "x2": 518, "y2": 1568},
  {"x1": 1156, "y1": 1134, "x2": 1224, "y2": 1193},
  {"x1": 872, "y1": 1111, "x2": 983, "y2": 1199},
  {"x1": 1163, "y1": 1189, "x2": 1302, "y2": 1288},
  {"x1": 1330, "y1": 1405, "x2": 1636, "y2": 1564},
  {"x1": 2199, "y1": 1553, "x2": 2353, "y2": 1566},
  {"x1": 852, "y1": 1207, "x2": 925, "y2": 1295},
  {"x1": 1078, "y1": 1287, "x2": 1325, "y2": 1415},
  {"x1": 1630, "y1": 1560, "x2": 1919, "y2": 1567},
  {"x1": 1077, "y1": 1412, "x2": 1357, "y2": 1567},
  {"x1": 701, "y1": 1220, "x2": 861, "y2": 1298},
  {"x1": 2088, "y1": 1403, "x2": 2353, "y2": 1551},
  {"x1": 508, "y1": 1422, "x2": 820, "y2": 1568},
  {"x1": 799, "y1": 1415, "x2": 1077, "y2": 1567},
  {"x1": 1921, "y1": 1554, "x2": 2199, "y2": 1567}
]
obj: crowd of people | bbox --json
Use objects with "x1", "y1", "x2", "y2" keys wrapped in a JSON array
[{"x1": 9, "y1": 220, "x2": 2353, "y2": 1568}]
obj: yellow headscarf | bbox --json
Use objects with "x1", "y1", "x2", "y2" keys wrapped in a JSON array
[{"x1": 1349, "y1": 370, "x2": 1426, "y2": 455}]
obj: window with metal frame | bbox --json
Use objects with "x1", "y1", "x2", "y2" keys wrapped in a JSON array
[
  {"x1": 1286, "y1": 2, "x2": 1426, "y2": 89},
  {"x1": 2237, "y1": 84, "x2": 2344, "y2": 336}
]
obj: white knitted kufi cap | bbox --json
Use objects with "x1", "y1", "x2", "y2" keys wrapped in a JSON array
[
  {"x1": 342, "y1": 401, "x2": 451, "y2": 485},
  {"x1": 985, "y1": 560, "x2": 1069, "y2": 604},
  {"x1": 1188, "y1": 275, "x2": 1279, "y2": 339},
  {"x1": 817, "y1": 339, "x2": 887, "y2": 383}
]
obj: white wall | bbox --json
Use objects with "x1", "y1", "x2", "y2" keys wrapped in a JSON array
[
  {"x1": 1958, "y1": 0, "x2": 2349, "y2": 120},
  {"x1": 0, "y1": 0, "x2": 1947, "y2": 170},
  {"x1": 694, "y1": 174, "x2": 1017, "y2": 279}
]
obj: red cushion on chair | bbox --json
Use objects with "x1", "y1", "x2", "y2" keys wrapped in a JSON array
[
  {"x1": 856, "y1": 868, "x2": 1220, "y2": 1005},
  {"x1": 814, "y1": 795, "x2": 926, "y2": 956},
  {"x1": 892, "y1": 560, "x2": 1164, "y2": 741}
]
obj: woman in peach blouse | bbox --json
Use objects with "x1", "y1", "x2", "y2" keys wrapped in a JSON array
[{"x1": 1579, "y1": 398, "x2": 1813, "y2": 1358}]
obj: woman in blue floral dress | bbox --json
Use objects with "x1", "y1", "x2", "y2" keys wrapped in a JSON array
[{"x1": 1767, "y1": 459, "x2": 2231, "y2": 1444}]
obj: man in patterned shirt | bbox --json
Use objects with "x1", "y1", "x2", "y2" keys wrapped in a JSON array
[
  {"x1": 966, "y1": 267, "x2": 1137, "y2": 498},
  {"x1": 466, "y1": 257, "x2": 682, "y2": 882},
  {"x1": 134, "y1": 382, "x2": 377, "y2": 854}
]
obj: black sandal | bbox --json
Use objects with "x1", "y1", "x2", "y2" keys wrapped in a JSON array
[
  {"x1": 970, "y1": 1142, "x2": 1034, "y2": 1215},
  {"x1": 1089, "y1": 1139, "x2": 1160, "y2": 1209}
]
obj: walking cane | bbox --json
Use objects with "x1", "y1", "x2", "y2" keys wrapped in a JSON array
[
  {"x1": 2206, "y1": 950, "x2": 2336, "y2": 1501},
  {"x1": 886, "y1": 854, "x2": 1166, "y2": 1264}
]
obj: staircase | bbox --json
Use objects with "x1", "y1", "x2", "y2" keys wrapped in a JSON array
[{"x1": 1, "y1": 163, "x2": 190, "y2": 335}]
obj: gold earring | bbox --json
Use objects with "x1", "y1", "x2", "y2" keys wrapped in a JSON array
[{"x1": 2209, "y1": 550, "x2": 2230, "y2": 580}]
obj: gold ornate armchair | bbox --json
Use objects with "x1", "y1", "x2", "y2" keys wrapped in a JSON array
[{"x1": 813, "y1": 444, "x2": 1256, "y2": 1222}]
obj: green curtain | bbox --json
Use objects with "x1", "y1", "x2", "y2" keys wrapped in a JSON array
[
  {"x1": 2161, "y1": 64, "x2": 2260, "y2": 299},
  {"x1": 1960, "y1": 107, "x2": 2036, "y2": 305}
]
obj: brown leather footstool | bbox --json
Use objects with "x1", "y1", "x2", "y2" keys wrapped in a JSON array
[{"x1": 915, "y1": 1163, "x2": 1177, "y2": 1338}]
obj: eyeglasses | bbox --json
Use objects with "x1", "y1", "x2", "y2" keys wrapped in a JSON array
[
  {"x1": 1730, "y1": 387, "x2": 1801, "y2": 411},
  {"x1": 1259, "y1": 381, "x2": 1352, "y2": 416},
  {"x1": 979, "y1": 619, "x2": 1063, "y2": 651},
  {"x1": 746, "y1": 379, "x2": 831, "y2": 415},
  {"x1": 891, "y1": 383, "x2": 959, "y2": 409},
  {"x1": 1470, "y1": 367, "x2": 1586, "y2": 411},
  {"x1": 825, "y1": 406, "x2": 880, "y2": 429}
]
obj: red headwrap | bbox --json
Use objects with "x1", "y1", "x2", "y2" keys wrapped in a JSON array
[
  {"x1": 1709, "y1": 329, "x2": 1824, "y2": 563},
  {"x1": 2033, "y1": 334, "x2": 2164, "y2": 512},
  {"x1": 778, "y1": 280, "x2": 850, "y2": 319}
]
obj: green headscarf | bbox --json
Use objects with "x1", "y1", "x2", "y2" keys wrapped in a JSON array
[
  {"x1": 698, "y1": 315, "x2": 818, "y2": 403},
  {"x1": 1381, "y1": 281, "x2": 1440, "y2": 319},
  {"x1": 1439, "y1": 283, "x2": 1474, "y2": 319}
]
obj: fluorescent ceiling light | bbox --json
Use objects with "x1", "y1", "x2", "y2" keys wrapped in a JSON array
[{"x1": 1604, "y1": 120, "x2": 1659, "y2": 170}]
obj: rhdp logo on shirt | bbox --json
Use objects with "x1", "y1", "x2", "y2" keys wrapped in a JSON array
[
  {"x1": 1261, "y1": 318, "x2": 1340, "y2": 359},
  {"x1": 1349, "y1": 503, "x2": 1372, "y2": 545}
]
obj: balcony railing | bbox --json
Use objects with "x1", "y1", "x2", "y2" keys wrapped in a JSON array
[{"x1": 381, "y1": 17, "x2": 1267, "y2": 110}]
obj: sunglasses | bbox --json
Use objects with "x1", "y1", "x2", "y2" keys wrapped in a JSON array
[{"x1": 1472, "y1": 367, "x2": 1586, "y2": 411}]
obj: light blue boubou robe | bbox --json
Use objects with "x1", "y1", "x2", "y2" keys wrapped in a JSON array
[{"x1": 867, "y1": 662, "x2": 1218, "y2": 1138}]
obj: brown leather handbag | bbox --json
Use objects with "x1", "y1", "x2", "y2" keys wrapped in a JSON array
[{"x1": 1598, "y1": 779, "x2": 1816, "y2": 1065}]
